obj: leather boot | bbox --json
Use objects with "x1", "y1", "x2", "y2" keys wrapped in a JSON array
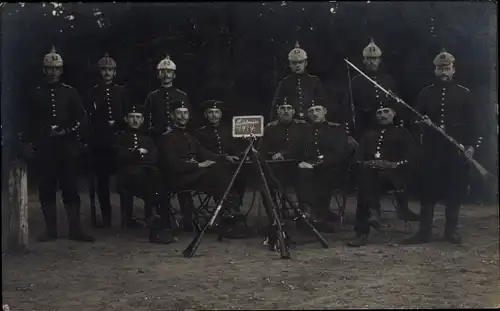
[
  {"x1": 395, "y1": 193, "x2": 420, "y2": 222},
  {"x1": 149, "y1": 215, "x2": 176, "y2": 244},
  {"x1": 37, "y1": 204, "x2": 59, "y2": 242},
  {"x1": 402, "y1": 203, "x2": 434, "y2": 245},
  {"x1": 444, "y1": 204, "x2": 462, "y2": 244},
  {"x1": 346, "y1": 233, "x2": 368, "y2": 247},
  {"x1": 66, "y1": 204, "x2": 95, "y2": 242}
]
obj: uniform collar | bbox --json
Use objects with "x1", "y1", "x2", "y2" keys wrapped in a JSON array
[
  {"x1": 311, "y1": 120, "x2": 327, "y2": 128},
  {"x1": 278, "y1": 119, "x2": 294, "y2": 126},
  {"x1": 46, "y1": 81, "x2": 62, "y2": 88},
  {"x1": 377, "y1": 123, "x2": 395, "y2": 130},
  {"x1": 173, "y1": 124, "x2": 188, "y2": 132}
]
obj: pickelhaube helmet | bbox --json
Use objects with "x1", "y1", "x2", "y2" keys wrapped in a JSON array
[
  {"x1": 362, "y1": 37, "x2": 382, "y2": 58},
  {"x1": 98, "y1": 52, "x2": 117, "y2": 68},
  {"x1": 288, "y1": 41, "x2": 308, "y2": 62},
  {"x1": 157, "y1": 54, "x2": 177, "y2": 70},
  {"x1": 433, "y1": 48, "x2": 455, "y2": 66},
  {"x1": 43, "y1": 45, "x2": 63, "y2": 67}
]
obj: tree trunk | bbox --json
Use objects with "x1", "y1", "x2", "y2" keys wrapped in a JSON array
[{"x1": 2, "y1": 160, "x2": 29, "y2": 254}]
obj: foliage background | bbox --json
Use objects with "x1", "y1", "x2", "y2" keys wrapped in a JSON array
[{"x1": 1, "y1": 1, "x2": 497, "y2": 201}]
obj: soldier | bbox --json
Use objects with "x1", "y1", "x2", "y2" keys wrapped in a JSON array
[
  {"x1": 291, "y1": 102, "x2": 353, "y2": 232},
  {"x1": 85, "y1": 52, "x2": 131, "y2": 228},
  {"x1": 344, "y1": 38, "x2": 403, "y2": 141},
  {"x1": 157, "y1": 100, "x2": 244, "y2": 237},
  {"x1": 347, "y1": 106, "x2": 420, "y2": 247},
  {"x1": 195, "y1": 98, "x2": 246, "y2": 209},
  {"x1": 114, "y1": 105, "x2": 174, "y2": 243},
  {"x1": 143, "y1": 55, "x2": 192, "y2": 140},
  {"x1": 403, "y1": 49, "x2": 484, "y2": 245},
  {"x1": 143, "y1": 55, "x2": 195, "y2": 230},
  {"x1": 268, "y1": 41, "x2": 329, "y2": 122},
  {"x1": 21, "y1": 46, "x2": 94, "y2": 242}
]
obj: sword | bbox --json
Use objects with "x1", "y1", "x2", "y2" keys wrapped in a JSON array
[{"x1": 344, "y1": 58, "x2": 490, "y2": 178}]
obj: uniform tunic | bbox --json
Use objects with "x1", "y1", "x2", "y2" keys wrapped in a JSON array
[
  {"x1": 344, "y1": 72, "x2": 402, "y2": 140},
  {"x1": 195, "y1": 124, "x2": 244, "y2": 156},
  {"x1": 269, "y1": 73, "x2": 328, "y2": 121},
  {"x1": 353, "y1": 124, "x2": 419, "y2": 235},
  {"x1": 259, "y1": 119, "x2": 311, "y2": 159},
  {"x1": 413, "y1": 81, "x2": 483, "y2": 205},
  {"x1": 23, "y1": 82, "x2": 86, "y2": 233},
  {"x1": 143, "y1": 87, "x2": 192, "y2": 139}
]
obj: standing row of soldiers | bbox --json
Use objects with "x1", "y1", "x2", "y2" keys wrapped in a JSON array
[{"x1": 19, "y1": 36, "x2": 483, "y2": 247}]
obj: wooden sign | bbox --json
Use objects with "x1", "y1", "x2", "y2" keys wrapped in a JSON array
[{"x1": 232, "y1": 115, "x2": 264, "y2": 138}]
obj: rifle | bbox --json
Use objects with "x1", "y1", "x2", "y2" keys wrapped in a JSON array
[{"x1": 344, "y1": 58, "x2": 490, "y2": 178}]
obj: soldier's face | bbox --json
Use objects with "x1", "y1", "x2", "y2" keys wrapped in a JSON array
[
  {"x1": 43, "y1": 66, "x2": 63, "y2": 83},
  {"x1": 376, "y1": 108, "x2": 395, "y2": 125},
  {"x1": 277, "y1": 105, "x2": 294, "y2": 122},
  {"x1": 363, "y1": 57, "x2": 381, "y2": 72},
  {"x1": 158, "y1": 69, "x2": 176, "y2": 84},
  {"x1": 434, "y1": 64, "x2": 455, "y2": 81},
  {"x1": 100, "y1": 67, "x2": 116, "y2": 83},
  {"x1": 289, "y1": 60, "x2": 307, "y2": 73},
  {"x1": 308, "y1": 106, "x2": 327, "y2": 123},
  {"x1": 204, "y1": 108, "x2": 222, "y2": 125},
  {"x1": 126, "y1": 113, "x2": 144, "y2": 129},
  {"x1": 173, "y1": 108, "x2": 190, "y2": 126}
]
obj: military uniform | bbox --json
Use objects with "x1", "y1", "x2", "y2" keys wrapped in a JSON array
[
  {"x1": 405, "y1": 50, "x2": 483, "y2": 245},
  {"x1": 143, "y1": 56, "x2": 192, "y2": 140},
  {"x1": 114, "y1": 106, "x2": 174, "y2": 243},
  {"x1": 348, "y1": 122, "x2": 420, "y2": 246},
  {"x1": 344, "y1": 38, "x2": 403, "y2": 141},
  {"x1": 269, "y1": 42, "x2": 329, "y2": 122},
  {"x1": 157, "y1": 101, "x2": 241, "y2": 232},
  {"x1": 291, "y1": 120, "x2": 353, "y2": 226},
  {"x1": 84, "y1": 53, "x2": 131, "y2": 226},
  {"x1": 195, "y1": 100, "x2": 247, "y2": 208},
  {"x1": 22, "y1": 46, "x2": 94, "y2": 242}
]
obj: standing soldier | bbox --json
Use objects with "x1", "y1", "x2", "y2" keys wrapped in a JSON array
[
  {"x1": 268, "y1": 41, "x2": 329, "y2": 122},
  {"x1": 21, "y1": 46, "x2": 94, "y2": 242},
  {"x1": 143, "y1": 55, "x2": 195, "y2": 230},
  {"x1": 403, "y1": 49, "x2": 484, "y2": 245},
  {"x1": 344, "y1": 38, "x2": 402, "y2": 141},
  {"x1": 85, "y1": 52, "x2": 131, "y2": 228},
  {"x1": 143, "y1": 55, "x2": 192, "y2": 140},
  {"x1": 347, "y1": 106, "x2": 420, "y2": 247}
]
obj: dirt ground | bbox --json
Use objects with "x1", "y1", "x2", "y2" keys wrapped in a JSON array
[{"x1": 2, "y1": 191, "x2": 499, "y2": 310}]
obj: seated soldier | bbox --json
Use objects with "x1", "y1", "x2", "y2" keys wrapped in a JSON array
[
  {"x1": 195, "y1": 99, "x2": 246, "y2": 210},
  {"x1": 157, "y1": 100, "x2": 245, "y2": 237},
  {"x1": 115, "y1": 105, "x2": 174, "y2": 244},
  {"x1": 347, "y1": 106, "x2": 420, "y2": 247},
  {"x1": 291, "y1": 101, "x2": 353, "y2": 232}
]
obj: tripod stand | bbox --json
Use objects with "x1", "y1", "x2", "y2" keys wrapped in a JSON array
[{"x1": 182, "y1": 136, "x2": 329, "y2": 259}]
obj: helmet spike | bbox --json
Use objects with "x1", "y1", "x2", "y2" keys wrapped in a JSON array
[
  {"x1": 103, "y1": 52, "x2": 110, "y2": 57},
  {"x1": 295, "y1": 41, "x2": 300, "y2": 48},
  {"x1": 165, "y1": 54, "x2": 171, "y2": 60},
  {"x1": 369, "y1": 37, "x2": 375, "y2": 44},
  {"x1": 50, "y1": 44, "x2": 56, "y2": 53},
  {"x1": 441, "y1": 48, "x2": 447, "y2": 53}
]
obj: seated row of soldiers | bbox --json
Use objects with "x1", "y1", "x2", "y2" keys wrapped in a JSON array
[{"x1": 109, "y1": 95, "x2": 420, "y2": 246}]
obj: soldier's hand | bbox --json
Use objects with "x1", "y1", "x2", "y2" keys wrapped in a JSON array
[
  {"x1": 421, "y1": 115, "x2": 432, "y2": 126},
  {"x1": 347, "y1": 136, "x2": 359, "y2": 148},
  {"x1": 225, "y1": 155, "x2": 240, "y2": 163},
  {"x1": 138, "y1": 148, "x2": 148, "y2": 154},
  {"x1": 464, "y1": 146, "x2": 475, "y2": 159},
  {"x1": 198, "y1": 160, "x2": 216, "y2": 168},
  {"x1": 298, "y1": 161, "x2": 314, "y2": 169},
  {"x1": 272, "y1": 153, "x2": 284, "y2": 161},
  {"x1": 161, "y1": 127, "x2": 172, "y2": 135}
]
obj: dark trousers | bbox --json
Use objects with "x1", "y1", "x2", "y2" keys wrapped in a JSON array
[
  {"x1": 172, "y1": 162, "x2": 240, "y2": 218},
  {"x1": 295, "y1": 167, "x2": 339, "y2": 221},
  {"x1": 35, "y1": 137, "x2": 82, "y2": 234},
  {"x1": 260, "y1": 161, "x2": 298, "y2": 220},
  {"x1": 92, "y1": 146, "x2": 116, "y2": 221},
  {"x1": 417, "y1": 148, "x2": 469, "y2": 236},
  {"x1": 355, "y1": 167, "x2": 407, "y2": 235},
  {"x1": 117, "y1": 166, "x2": 162, "y2": 222}
]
